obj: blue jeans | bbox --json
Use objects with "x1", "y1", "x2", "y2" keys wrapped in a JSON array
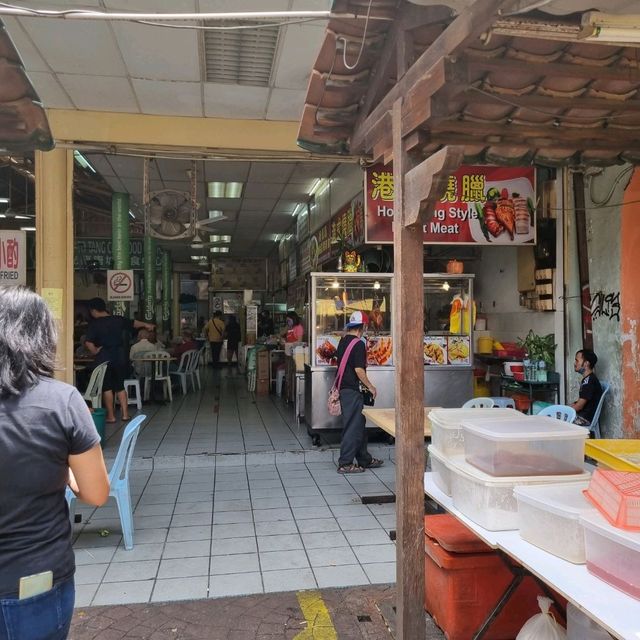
[{"x1": 0, "y1": 578, "x2": 74, "y2": 640}]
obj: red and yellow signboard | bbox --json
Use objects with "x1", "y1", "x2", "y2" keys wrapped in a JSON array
[{"x1": 365, "y1": 164, "x2": 536, "y2": 245}]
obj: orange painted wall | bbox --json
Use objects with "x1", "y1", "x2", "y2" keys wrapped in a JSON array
[{"x1": 620, "y1": 169, "x2": 640, "y2": 438}]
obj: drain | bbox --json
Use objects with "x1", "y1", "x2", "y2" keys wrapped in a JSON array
[{"x1": 357, "y1": 615, "x2": 372, "y2": 622}]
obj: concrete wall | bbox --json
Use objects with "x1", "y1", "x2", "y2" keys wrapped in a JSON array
[
  {"x1": 474, "y1": 245, "x2": 555, "y2": 346},
  {"x1": 565, "y1": 165, "x2": 631, "y2": 437}
]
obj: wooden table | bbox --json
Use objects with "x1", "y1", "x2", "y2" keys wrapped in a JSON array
[{"x1": 362, "y1": 406, "x2": 440, "y2": 438}]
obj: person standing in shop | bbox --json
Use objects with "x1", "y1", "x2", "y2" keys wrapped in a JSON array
[
  {"x1": 225, "y1": 316, "x2": 241, "y2": 373},
  {"x1": 284, "y1": 311, "x2": 304, "y2": 343},
  {"x1": 335, "y1": 311, "x2": 382, "y2": 474},
  {"x1": 205, "y1": 310, "x2": 226, "y2": 368}
]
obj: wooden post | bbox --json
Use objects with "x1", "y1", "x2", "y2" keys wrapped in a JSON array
[{"x1": 392, "y1": 98, "x2": 426, "y2": 640}]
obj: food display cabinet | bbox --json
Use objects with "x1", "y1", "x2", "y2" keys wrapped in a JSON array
[{"x1": 303, "y1": 272, "x2": 474, "y2": 439}]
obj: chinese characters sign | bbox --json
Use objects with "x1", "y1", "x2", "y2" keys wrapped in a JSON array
[
  {"x1": 365, "y1": 164, "x2": 536, "y2": 245},
  {"x1": 0, "y1": 231, "x2": 26, "y2": 286}
]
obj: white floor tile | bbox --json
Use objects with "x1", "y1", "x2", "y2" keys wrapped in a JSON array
[
  {"x1": 313, "y1": 564, "x2": 369, "y2": 589},
  {"x1": 208, "y1": 572, "x2": 264, "y2": 598},
  {"x1": 151, "y1": 576, "x2": 209, "y2": 602},
  {"x1": 262, "y1": 568, "x2": 316, "y2": 593}
]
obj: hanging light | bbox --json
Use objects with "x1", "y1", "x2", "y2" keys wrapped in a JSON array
[
  {"x1": 332, "y1": 280, "x2": 340, "y2": 289},
  {"x1": 442, "y1": 281, "x2": 450, "y2": 292},
  {"x1": 373, "y1": 281, "x2": 381, "y2": 290}
]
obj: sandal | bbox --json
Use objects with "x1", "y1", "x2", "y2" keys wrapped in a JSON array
[
  {"x1": 337, "y1": 464, "x2": 365, "y2": 474},
  {"x1": 121, "y1": 416, "x2": 132, "y2": 422},
  {"x1": 365, "y1": 458, "x2": 384, "y2": 469}
]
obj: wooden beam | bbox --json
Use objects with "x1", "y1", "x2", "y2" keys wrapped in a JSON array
[
  {"x1": 465, "y1": 54, "x2": 640, "y2": 83},
  {"x1": 392, "y1": 97, "x2": 425, "y2": 640},
  {"x1": 350, "y1": 0, "x2": 512, "y2": 153},
  {"x1": 461, "y1": 88, "x2": 640, "y2": 113},
  {"x1": 404, "y1": 146, "x2": 465, "y2": 227}
]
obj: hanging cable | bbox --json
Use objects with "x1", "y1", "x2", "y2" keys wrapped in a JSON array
[{"x1": 338, "y1": 0, "x2": 374, "y2": 71}]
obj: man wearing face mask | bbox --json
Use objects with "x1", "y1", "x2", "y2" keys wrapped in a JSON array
[{"x1": 570, "y1": 349, "x2": 603, "y2": 427}]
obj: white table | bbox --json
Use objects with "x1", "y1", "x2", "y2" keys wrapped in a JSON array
[{"x1": 424, "y1": 473, "x2": 640, "y2": 640}]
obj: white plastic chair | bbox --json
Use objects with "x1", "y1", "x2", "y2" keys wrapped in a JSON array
[
  {"x1": 83, "y1": 362, "x2": 109, "y2": 409},
  {"x1": 187, "y1": 348, "x2": 202, "y2": 391},
  {"x1": 538, "y1": 404, "x2": 576, "y2": 423},
  {"x1": 67, "y1": 414, "x2": 145, "y2": 550},
  {"x1": 462, "y1": 397, "x2": 495, "y2": 409},
  {"x1": 490, "y1": 397, "x2": 516, "y2": 409},
  {"x1": 588, "y1": 381, "x2": 610, "y2": 439},
  {"x1": 143, "y1": 351, "x2": 173, "y2": 402},
  {"x1": 123, "y1": 378, "x2": 142, "y2": 410},
  {"x1": 170, "y1": 350, "x2": 193, "y2": 395}
]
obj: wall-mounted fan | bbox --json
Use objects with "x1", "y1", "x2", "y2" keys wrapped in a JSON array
[
  {"x1": 360, "y1": 246, "x2": 392, "y2": 272},
  {"x1": 147, "y1": 189, "x2": 195, "y2": 240}
]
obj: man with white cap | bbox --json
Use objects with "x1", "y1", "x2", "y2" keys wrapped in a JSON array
[{"x1": 335, "y1": 311, "x2": 382, "y2": 474}]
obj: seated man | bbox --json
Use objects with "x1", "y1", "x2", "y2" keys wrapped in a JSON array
[
  {"x1": 129, "y1": 329, "x2": 156, "y2": 378},
  {"x1": 170, "y1": 329, "x2": 198, "y2": 370},
  {"x1": 570, "y1": 348, "x2": 603, "y2": 427}
]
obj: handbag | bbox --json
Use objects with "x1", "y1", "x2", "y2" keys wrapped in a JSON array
[
  {"x1": 327, "y1": 338, "x2": 359, "y2": 416},
  {"x1": 360, "y1": 383, "x2": 375, "y2": 406}
]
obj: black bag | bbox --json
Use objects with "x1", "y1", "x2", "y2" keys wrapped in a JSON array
[{"x1": 360, "y1": 383, "x2": 375, "y2": 406}]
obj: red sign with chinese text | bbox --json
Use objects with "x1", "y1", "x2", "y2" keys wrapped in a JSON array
[
  {"x1": 365, "y1": 164, "x2": 536, "y2": 245},
  {"x1": 0, "y1": 231, "x2": 26, "y2": 286}
]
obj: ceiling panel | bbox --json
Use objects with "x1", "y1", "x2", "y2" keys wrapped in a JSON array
[
  {"x1": 105, "y1": 155, "x2": 147, "y2": 179},
  {"x1": 243, "y1": 182, "x2": 285, "y2": 199},
  {"x1": 84, "y1": 154, "x2": 117, "y2": 177},
  {"x1": 204, "y1": 161, "x2": 251, "y2": 182},
  {"x1": 263, "y1": 216, "x2": 295, "y2": 233},
  {"x1": 2, "y1": 17, "x2": 49, "y2": 72},
  {"x1": 154, "y1": 159, "x2": 197, "y2": 182},
  {"x1": 133, "y1": 79, "x2": 203, "y2": 117},
  {"x1": 272, "y1": 199, "x2": 299, "y2": 214},
  {"x1": 58, "y1": 74, "x2": 139, "y2": 112},
  {"x1": 240, "y1": 198, "x2": 277, "y2": 212},
  {"x1": 203, "y1": 84, "x2": 269, "y2": 119},
  {"x1": 27, "y1": 72, "x2": 74, "y2": 109},
  {"x1": 248, "y1": 163, "x2": 295, "y2": 183},
  {"x1": 198, "y1": 0, "x2": 288, "y2": 11},
  {"x1": 267, "y1": 88, "x2": 306, "y2": 121},
  {"x1": 112, "y1": 22, "x2": 200, "y2": 82},
  {"x1": 20, "y1": 19, "x2": 127, "y2": 76},
  {"x1": 273, "y1": 24, "x2": 325, "y2": 90},
  {"x1": 288, "y1": 162, "x2": 337, "y2": 183},
  {"x1": 280, "y1": 182, "x2": 313, "y2": 198},
  {"x1": 206, "y1": 198, "x2": 243, "y2": 212}
]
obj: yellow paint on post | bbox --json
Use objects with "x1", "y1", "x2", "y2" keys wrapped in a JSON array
[{"x1": 293, "y1": 591, "x2": 338, "y2": 640}]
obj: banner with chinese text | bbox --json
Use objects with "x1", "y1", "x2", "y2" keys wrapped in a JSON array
[
  {"x1": 365, "y1": 164, "x2": 536, "y2": 245},
  {"x1": 0, "y1": 230, "x2": 26, "y2": 286}
]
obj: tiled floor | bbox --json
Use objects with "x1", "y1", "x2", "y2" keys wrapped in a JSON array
[{"x1": 74, "y1": 369, "x2": 397, "y2": 606}]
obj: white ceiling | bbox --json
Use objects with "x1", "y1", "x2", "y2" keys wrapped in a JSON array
[
  {"x1": 3, "y1": 0, "x2": 328, "y2": 120},
  {"x1": 87, "y1": 153, "x2": 345, "y2": 259}
]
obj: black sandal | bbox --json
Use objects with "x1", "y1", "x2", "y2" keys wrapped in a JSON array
[
  {"x1": 337, "y1": 464, "x2": 365, "y2": 474},
  {"x1": 365, "y1": 458, "x2": 384, "y2": 469}
]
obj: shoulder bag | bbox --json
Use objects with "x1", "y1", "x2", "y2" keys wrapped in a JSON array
[{"x1": 327, "y1": 338, "x2": 359, "y2": 417}]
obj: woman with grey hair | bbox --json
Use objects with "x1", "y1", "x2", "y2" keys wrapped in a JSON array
[{"x1": 0, "y1": 287, "x2": 110, "y2": 640}]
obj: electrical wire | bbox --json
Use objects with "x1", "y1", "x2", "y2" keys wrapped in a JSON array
[
  {"x1": 587, "y1": 165, "x2": 634, "y2": 206},
  {"x1": 134, "y1": 17, "x2": 321, "y2": 31},
  {"x1": 339, "y1": 0, "x2": 374, "y2": 71}
]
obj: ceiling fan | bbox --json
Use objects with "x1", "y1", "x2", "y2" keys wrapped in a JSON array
[{"x1": 189, "y1": 227, "x2": 230, "y2": 250}]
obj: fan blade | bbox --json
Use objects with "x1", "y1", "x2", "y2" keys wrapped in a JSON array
[
  {"x1": 159, "y1": 219, "x2": 184, "y2": 237},
  {"x1": 149, "y1": 201, "x2": 164, "y2": 225},
  {"x1": 176, "y1": 200, "x2": 192, "y2": 223},
  {"x1": 196, "y1": 215, "x2": 228, "y2": 229}
]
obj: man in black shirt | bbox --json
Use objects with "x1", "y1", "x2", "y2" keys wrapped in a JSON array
[
  {"x1": 336, "y1": 311, "x2": 381, "y2": 474},
  {"x1": 570, "y1": 348, "x2": 603, "y2": 428}
]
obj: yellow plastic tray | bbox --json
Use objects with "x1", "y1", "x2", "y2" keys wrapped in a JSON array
[{"x1": 585, "y1": 439, "x2": 640, "y2": 472}]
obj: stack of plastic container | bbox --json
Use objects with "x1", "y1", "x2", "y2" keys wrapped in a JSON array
[{"x1": 429, "y1": 411, "x2": 591, "y2": 531}]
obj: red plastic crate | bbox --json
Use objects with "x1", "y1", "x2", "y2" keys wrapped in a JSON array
[{"x1": 584, "y1": 468, "x2": 640, "y2": 531}]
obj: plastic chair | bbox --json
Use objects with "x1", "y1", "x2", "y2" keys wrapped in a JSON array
[
  {"x1": 589, "y1": 381, "x2": 610, "y2": 439},
  {"x1": 186, "y1": 348, "x2": 202, "y2": 391},
  {"x1": 143, "y1": 351, "x2": 173, "y2": 402},
  {"x1": 123, "y1": 378, "x2": 142, "y2": 410},
  {"x1": 170, "y1": 350, "x2": 193, "y2": 394},
  {"x1": 67, "y1": 414, "x2": 146, "y2": 550},
  {"x1": 275, "y1": 368, "x2": 286, "y2": 397},
  {"x1": 538, "y1": 404, "x2": 577, "y2": 423},
  {"x1": 83, "y1": 362, "x2": 109, "y2": 409},
  {"x1": 462, "y1": 397, "x2": 495, "y2": 409},
  {"x1": 490, "y1": 397, "x2": 516, "y2": 409}
]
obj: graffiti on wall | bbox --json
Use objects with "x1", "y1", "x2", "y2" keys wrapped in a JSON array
[{"x1": 591, "y1": 291, "x2": 620, "y2": 322}]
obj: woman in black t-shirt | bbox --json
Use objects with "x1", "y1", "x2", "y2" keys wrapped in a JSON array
[{"x1": 335, "y1": 311, "x2": 382, "y2": 474}]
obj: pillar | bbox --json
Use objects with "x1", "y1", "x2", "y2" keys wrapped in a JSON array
[
  {"x1": 112, "y1": 192, "x2": 130, "y2": 316},
  {"x1": 172, "y1": 272, "x2": 181, "y2": 338},
  {"x1": 35, "y1": 148, "x2": 74, "y2": 384},
  {"x1": 143, "y1": 235, "x2": 157, "y2": 322},
  {"x1": 161, "y1": 250, "x2": 171, "y2": 334}
]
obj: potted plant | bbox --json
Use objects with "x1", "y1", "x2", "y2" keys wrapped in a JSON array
[{"x1": 517, "y1": 330, "x2": 556, "y2": 381}]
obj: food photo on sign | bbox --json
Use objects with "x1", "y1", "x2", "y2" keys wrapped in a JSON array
[{"x1": 365, "y1": 164, "x2": 536, "y2": 245}]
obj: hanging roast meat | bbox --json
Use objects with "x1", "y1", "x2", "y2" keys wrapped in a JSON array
[{"x1": 495, "y1": 188, "x2": 516, "y2": 239}]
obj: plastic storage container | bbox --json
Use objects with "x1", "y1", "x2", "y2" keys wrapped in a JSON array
[
  {"x1": 427, "y1": 445, "x2": 452, "y2": 496},
  {"x1": 514, "y1": 482, "x2": 594, "y2": 563},
  {"x1": 429, "y1": 408, "x2": 521, "y2": 456},
  {"x1": 448, "y1": 454, "x2": 591, "y2": 531},
  {"x1": 566, "y1": 602, "x2": 613, "y2": 640},
  {"x1": 581, "y1": 511, "x2": 640, "y2": 600},
  {"x1": 424, "y1": 514, "x2": 546, "y2": 640},
  {"x1": 462, "y1": 416, "x2": 589, "y2": 476},
  {"x1": 584, "y1": 468, "x2": 640, "y2": 531}
]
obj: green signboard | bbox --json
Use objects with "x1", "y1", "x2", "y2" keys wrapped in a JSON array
[{"x1": 75, "y1": 238, "x2": 163, "y2": 270}]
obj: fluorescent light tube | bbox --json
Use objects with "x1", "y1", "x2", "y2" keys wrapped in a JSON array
[{"x1": 73, "y1": 151, "x2": 96, "y2": 173}]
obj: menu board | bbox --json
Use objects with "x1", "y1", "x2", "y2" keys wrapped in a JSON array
[
  {"x1": 423, "y1": 337, "x2": 447, "y2": 365},
  {"x1": 447, "y1": 336, "x2": 471, "y2": 365}
]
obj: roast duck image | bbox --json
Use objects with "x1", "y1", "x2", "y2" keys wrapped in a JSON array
[{"x1": 479, "y1": 187, "x2": 532, "y2": 241}]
